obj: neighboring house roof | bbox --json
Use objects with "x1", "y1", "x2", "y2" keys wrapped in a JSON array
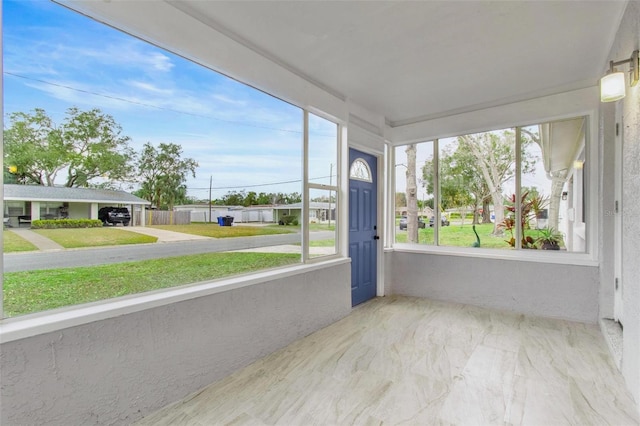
[
  {"x1": 3, "y1": 184, "x2": 151, "y2": 205},
  {"x1": 273, "y1": 202, "x2": 335, "y2": 210},
  {"x1": 176, "y1": 203, "x2": 330, "y2": 211}
]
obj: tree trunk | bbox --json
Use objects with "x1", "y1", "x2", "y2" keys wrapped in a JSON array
[
  {"x1": 406, "y1": 144, "x2": 419, "y2": 243},
  {"x1": 491, "y1": 191, "x2": 504, "y2": 235},
  {"x1": 471, "y1": 203, "x2": 478, "y2": 225},
  {"x1": 547, "y1": 178, "x2": 565, "y2": 231},
  {"x1": 482, "y1": 198, "x2": 492, "y2": 224},
  {"x1": 459, "y1": 206, "x2": 468, "y2": 226}
]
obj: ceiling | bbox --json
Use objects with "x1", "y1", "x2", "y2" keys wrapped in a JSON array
[{"x1": 167, "y1": 1, "x2": 626, "y2": 126}]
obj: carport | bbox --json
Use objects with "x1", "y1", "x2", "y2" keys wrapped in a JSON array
[{"x1": 3, "y1": 184, "x2": 151, "y2": 227}]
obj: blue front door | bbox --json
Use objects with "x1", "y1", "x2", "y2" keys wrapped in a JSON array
[{"x1": 349, "y1": 149, "x2": 378, "y2": 306}]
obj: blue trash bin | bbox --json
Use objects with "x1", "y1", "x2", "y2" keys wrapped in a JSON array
[{"x1": 217, "y1": 216, "x2": 224, "y2": 226}]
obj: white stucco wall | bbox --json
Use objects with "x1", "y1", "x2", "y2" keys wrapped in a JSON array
[
  {"x1": 600, "y1": 101, "x2": 616, "y2": 320},
  {"x1": 386, "y1": 251, "x2": 598, "y2": 323},
  {"x1": 0, "y1": 262, "x2": 351, "y2": 425},
  {"x1": 606, "y1": 0, "x2": 640, "y2": 405}
]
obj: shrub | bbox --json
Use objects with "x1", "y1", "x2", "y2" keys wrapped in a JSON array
[
  {"x1": 279, "y1": 214, "x2": 299, "y2": 225},
  {"x1": 449, "y1": 212, "x2": 473, "y2": 219},
  {"x1": 31, "y1": 219, "x2": 104, "y2": 229}
]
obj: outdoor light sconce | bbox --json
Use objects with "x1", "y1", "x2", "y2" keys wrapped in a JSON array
[
  {"x1": 562, "y1": 191, "x2": 568, "y2": 201},
  {"x1": 600, "y1": 50, "x2": 639, "y2": 102}
]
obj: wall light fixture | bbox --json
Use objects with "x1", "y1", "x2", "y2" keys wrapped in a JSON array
[{"x1": 601, "y1": 50, "x2": 639, "y2": 102}]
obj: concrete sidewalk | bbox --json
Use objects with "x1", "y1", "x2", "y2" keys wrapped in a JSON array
[
  {"x1": 233, "y1": 244, "x2": 336, "y2": 255},
  {"x1": 8, "y1": 228, "x2": 65, "y2": 251}
]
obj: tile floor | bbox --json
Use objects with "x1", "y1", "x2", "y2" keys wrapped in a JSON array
[{"x1": 135, "y1": 296, "x2": 638, "y2": 425}]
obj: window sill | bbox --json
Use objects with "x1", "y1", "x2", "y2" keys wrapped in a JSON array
[
  {"x1": 390, "y1": 243, "x2": 598, "y2": 267},
  {"x1": 0, "y1": 257, "x2": 351, "y2": 344}
]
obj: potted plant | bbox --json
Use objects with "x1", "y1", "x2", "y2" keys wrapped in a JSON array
[{"x1": 536, "y1": 227, "x2": 563, "y2": 250}]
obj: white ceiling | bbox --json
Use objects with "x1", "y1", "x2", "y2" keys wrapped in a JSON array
[{"x1": 168, "y1": 1, "x2": 626, "y2": 126}]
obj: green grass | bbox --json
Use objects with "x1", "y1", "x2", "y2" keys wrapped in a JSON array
[
  {"x1": 33, "y1": 228, "x2": 157, "y2": 248},
  {"x1": 281, "y1": 223, "x2": 336, "y2": 232},
  {"x1": 4, "y1": 231, "x2": 38, "y2": 253},
  {"x1": 310, "y1": 238, "x2": 335, "y2": 247},
  {"x1": 151, "y1": 223, "x2": 295, "y2": 238},
  {"x1": 308, "y1": 223, "x2": 335, "y2": 232},
  {"x1": 395, "y1": 223, "x2": 548, "y2": 249},
  {"x1": 3, "y1": 252, "x2": 300, "y2": 317}
]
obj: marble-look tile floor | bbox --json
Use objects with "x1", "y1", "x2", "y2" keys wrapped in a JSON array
[{"x1": 135, "y1": 296, "x2": 639, "y2": 425}]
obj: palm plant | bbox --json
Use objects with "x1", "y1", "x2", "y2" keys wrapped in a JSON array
[
  {"x1": 500, "y1": 191, "x2": 549, "y2": 249},
  {"x1": 535, "y1": 227, "x2": 563, "y2": 250}
]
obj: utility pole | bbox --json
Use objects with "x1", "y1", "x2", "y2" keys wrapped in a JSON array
[{"x1": 208, "y1": 175, "x2": 212, "y2": 223}]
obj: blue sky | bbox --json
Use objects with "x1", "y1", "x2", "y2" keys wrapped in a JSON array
[{"x1": 3, "y1": 0, "x2": 337, "y2": 200}]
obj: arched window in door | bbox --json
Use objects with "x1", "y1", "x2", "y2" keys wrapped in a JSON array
[{"x1": 350, "y1": 158, "x2": 373, "y2": 182}]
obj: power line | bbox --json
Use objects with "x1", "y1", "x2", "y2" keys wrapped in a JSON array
[
  {"x1": 4, "y1": 71, "x2": 336, "y2": 137},
  {"x1": 187, "y1": 174, "x2": 335, "y2": 191}
]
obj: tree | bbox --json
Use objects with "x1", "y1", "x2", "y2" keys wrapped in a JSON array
[
  {"x1": 284, "y1": 192, "x2": 302, "y2": 204},
  {"x1": 4, "y1": 107, "x2": 134, "y2": 187},
  {"x1": 244, "y1": 191, "x2": 258, "y2": 207},
  {"x1": 458, "y1": 131, "x2": 536, "y2": 235},
  {"x1": 214, "y1": 191, "x2": 301, "y2": 206},
  {"x1": 422, "y1": 155, "x2": 475, "y2": 224},
  {"x1": 437, "y1": 145, "x2": 489, "y2": 225},
  {"x1": 137, "y1": 142, "x2": 198, "y2": 210},
  {"x1": 405, "y1": 144, "x2": 419, "y2": 243},
  {"x1": 217, "y1": 191, "x2": 246, "y2": 206},
  {"x1": 256, "y1": 192, "x2": 272, "y2": 205}
]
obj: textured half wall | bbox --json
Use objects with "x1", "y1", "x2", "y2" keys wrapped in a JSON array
[
  {"x1": 0, "y1": 262, "x2": 351, "y2": 425},
  {"x1": 386, "y1": 251, "x2": 598, "y2": 323}
]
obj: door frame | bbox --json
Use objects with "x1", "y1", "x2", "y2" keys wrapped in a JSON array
[{"x1": 348, "y1": 143, "x2": 384, "y2": 299}]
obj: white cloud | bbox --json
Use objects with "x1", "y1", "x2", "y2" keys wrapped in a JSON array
[
  {"x1": 147, "y1": 52, "x2": 174, "y2": 72},
  {"x1": 126, "y1": 81, "x2": 174, "y2": 95},
  {"x1": 211, "y1": 94, "x2": 247, "y2": 106}
]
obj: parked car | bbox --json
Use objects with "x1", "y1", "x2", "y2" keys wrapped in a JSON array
[
  {"x1": 429, "y1": 216, "x2": 450, "y2": 227},
  {"x1": 399, "y1": 216, "x2": 426, "y2": 230},
  {"x1": 98, "y1": 207, "x2": 131, "y2": 226}
]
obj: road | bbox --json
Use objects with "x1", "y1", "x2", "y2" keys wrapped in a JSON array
[{"x1": 4, "y1": 231, "x2": 334, "y2": 273}]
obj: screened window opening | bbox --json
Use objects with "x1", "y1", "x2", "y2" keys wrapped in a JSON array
[
  {"x1": 394, "y1": 117, "x2": 588, "y2": 253},
  {"x1": 394, "y1": 141, "x2": 434, "y2": 245},
  {"x1": 1, "y1": 1, "x2": 340, "y2": 318},
  {"x1": 306, "y1": 112, "x2": 339, "y2": 259}
]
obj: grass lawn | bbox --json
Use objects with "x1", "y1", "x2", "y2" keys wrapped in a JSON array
[
  {"x1": 310, "y1": 238, "x2": 335, "y2": 247},
  {"x1": 34, "y1": 228, "x2": 157, "y2": 248},
  {"x1": 395, "y1": 223, "x2": 551, "y2": 249},
  {"x1": 151, "y1": 223, "x2": 295, "y2": 238},
  {"x1": 308, "y1": 223, "x2": 335, "y2": 232},
  {"x1": 4, "y1": 230, "x2": 38, "y2": 253},
  {"x1": 281, "y1": 223, "x2": 335, "y2": 233},
  {"x1": 3, "y1": 252, "x2": 299, "y2": 317}
]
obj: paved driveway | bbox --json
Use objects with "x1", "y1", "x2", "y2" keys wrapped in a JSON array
[{"x1": 125, "y1": 226, "x2": 211, "y2": 242}]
